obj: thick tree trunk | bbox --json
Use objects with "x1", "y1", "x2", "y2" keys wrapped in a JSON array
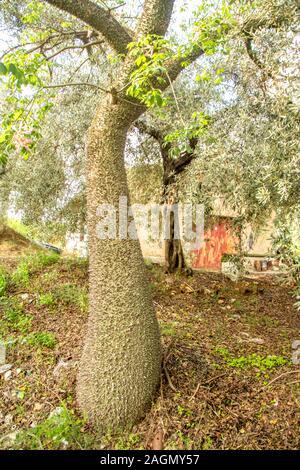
[{"x1": 77, "y1": 97, "x2": 161, "y2": 430}]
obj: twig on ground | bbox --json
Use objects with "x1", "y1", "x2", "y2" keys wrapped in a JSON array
[
  {"x1": 286, "y1": 380, "x2": 300, "y2": 386},
  {"x1": 190, "y1": 372, "x2": 227, "y2": 400},
  {"x1": 162, "y1": 340, "x2": 177, "y2": 392},
  {"x1": 263, "y1": 370, "x2": 300, "y2": 388}
]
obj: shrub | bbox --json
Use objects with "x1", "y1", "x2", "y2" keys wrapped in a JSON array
[
  {"x1": 39, "y1": 293, "x2": 55, "y2": 306},
  {"x1": 4, "y1": 305, "x2": 33, "y2": 334},
  {"x1": 14, "y1": 403, "x2": 92, "y2": 450},
  {"x1": 54, "y1": 284, "x2": 88, "y2": 312},
  {"x1": 215, "y1": 346, "x2": 290, "y2": 372},
  {"x1": 26, "y1": 331, "x2": 57, "y2": 349},
  {"x1": 32, "y1": 252, "x2": 60, "y2": 268},
  {"x1": 12, "y1": 261, "x2": 30, "y2": 287},
  {"x1": 0, "y1": 266, "x2": 7, "y2": 297}
]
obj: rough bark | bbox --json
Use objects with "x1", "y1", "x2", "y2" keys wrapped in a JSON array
[
  {"x1": 137, "y1": 0, "x2": 175, "y2": 37},
  {"x1": 45, "y1": 0, "x2": 133, "y2": 54},
  {"x1": 76, "y1": 96, "x2": 161, "y2": 430}
]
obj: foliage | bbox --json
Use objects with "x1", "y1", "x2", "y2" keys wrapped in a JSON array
[
  {"x1": 164, "y1": 112, "x2": 212, "y2": 158},
  {"x1": 127, "y1": 34, "x2": 172, "y2": 108},
  {"x1": 26, "y1": 331, "x2": 57, "y2": 349},
  {"x1": 0, "y1": 298, "x2": 31, "y2": 346},
  {"x1": 0, "y1": 265, "x2": 8, "y2": 296},
  {"x1": 7, "y1": 218, "x2": 31, "y2": 237},
  {"x1": 54, "y1": 283, "x2": 88, "y2": 312},
  {"x1": 0, "y1": 54, "x2": 53, "y2": 165},
  {"x1": 221, "y1": 253, "x2": 245, "y2": 271},
  {"x1": 14, "y1": 403, "x2": 92, "y2": 450},
  {"x1": 215, "y1": 346, "x2": 290, "y2": 372},
  {"x1": 193, "y1": 0, "x2": 236, "y2": 55},
  {"x1": 0, "y1": 300, "x2": 33, "y2": 336},
  {"x1": 114, "y1": 433, "x2": 140, "y2": 450},
  {"x1": 12, "y1": 260, "x2": 30, "y2": 287},
  {"x1": 11, "y1": 251, "x2": 59, "y2": 288},
  {"x1": 11, "y1": 253, "x2": 60, "y2": 288},
  {"x1": 30, "y1": 251, "x2": 60, "y2": 269},
  {"x1": 39, "y1": 292, "x2": 54, "y2": 306}
]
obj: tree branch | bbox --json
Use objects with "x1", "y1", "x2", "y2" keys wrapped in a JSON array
[
  {"x1": 134, "y1": 119, "x2": 198, "y2": 180},
  {"x1": 244, "y1": 37, "x2": 273, "y2": 79},
  {"x1": 134, "y1": 119, "x2": 165, "y2": 146},
  {"x1": 46, "y1": 40, "x2": 104, "y2": 61},
  {"x1": 137, "y1": 0, "x2": 175, "y2": 38},
  {"x1": 163, "y1": 45, "x2": 205, "y2": 90},
  {"x1": 42, "y1": 82, "x2": 106, "y2": 91},
  {"x1": 43, "y1": 0, "x2": 133, "y2": 54},
  {"x1": 173, "y1": 144, "x2": 197, "y2": 174}
]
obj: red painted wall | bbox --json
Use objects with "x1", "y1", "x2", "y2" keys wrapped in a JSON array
[{"x1": 192, "y1": 219, "x2": 238, "y2": 270}]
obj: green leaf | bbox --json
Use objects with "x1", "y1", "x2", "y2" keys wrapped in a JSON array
[
  {"x1": 135, "y1": 55, "x2": 147, "y2": 67},
  {"x1": 0, "y1": 62, "x2": 7, "y2": 75},
  {"x1": 8, "y1": 63, "x2": 19, "y2": 76}
]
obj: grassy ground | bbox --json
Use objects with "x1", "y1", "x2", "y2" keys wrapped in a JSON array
[{"x1": 0, "y1": 253, "x2": 299, "y2": 450}]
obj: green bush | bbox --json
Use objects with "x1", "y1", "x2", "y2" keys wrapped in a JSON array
[
  {"x1": 4, "y1": 305, "x2": 33, "y2": 334},
  {"x1": 39, "y1": 293, "x2": 55, "y2": 306},
  {"x1": 215, "y1": 346, "x2": 290, "y2": 372},
  {"x1": 54, "y1": 284, "x2": 88, "y2": 312},
  {"x1": 0, "y1": 266, "x2": 7, "y2": 296},
  {"x1": 12, "y1": 261, "x2": 30, "y2": 287},
  {"x1": 11, "y1": 252, "x2": 60, "y2": 288},
  {"x1": 32, "y1": 252, "x2": 60, "y2": 268},
  {"x1": 26, "y1": 331, "x2": 57, "y2": 349},
  {"x1": 14, "y1": 403, "x2": 92, "y2": 450}
]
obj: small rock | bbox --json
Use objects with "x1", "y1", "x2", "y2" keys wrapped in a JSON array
[
  {"x1": 4, "y1": 370, "x2": 12, "y2": 381},
  {"x1": 218, "y1": 299, "x2": 225, "y2": 304},
  {"x1": 16, "y1": 368, "x2": 22, "y2": 375},
  {"x1": 0, "y1": 364, "x2": 12, "y2": 375},
  {"x1": 61, "y1": 439, "x2": 69, "y2": 449},
  {"x1": 248, "y1": 337, "x2": 264, "y2": 344},
  {"x1": 0, "y1": 431, "x2": 18, "y2": 444},
  {"x1": 0, "y1": 343, "x2": 6, "y2": 365},
  {"x1": 49, "y1": 407, "x2": 63, "y2": 418},
  {"x1": 4, "y1": 414, "x2": 13, "y2": 425},
  {"x1": 229, "y1": 314, "x2": 241, "y2": 321},
  {"x1": 20, "y1": 293, "x2": 29, "y2": 301}
]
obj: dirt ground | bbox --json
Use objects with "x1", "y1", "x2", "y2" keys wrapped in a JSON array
[
  {"x1": 0, "y1": 255, "x2": 299, "y2": 450},
  {"x1": 0, "y1": 225, "x2": 40, "y2": 260}
]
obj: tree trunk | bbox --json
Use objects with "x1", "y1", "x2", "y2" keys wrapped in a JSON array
[
  {"x1": 164, "y1": 204, "x2": 185, "y2": 273},
  {"x1": 162, "y1": 178, "x2": 186, "y2": 274},
  {"x1": 77, "y1": 97, "x2": 161, "y2": 430}
]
